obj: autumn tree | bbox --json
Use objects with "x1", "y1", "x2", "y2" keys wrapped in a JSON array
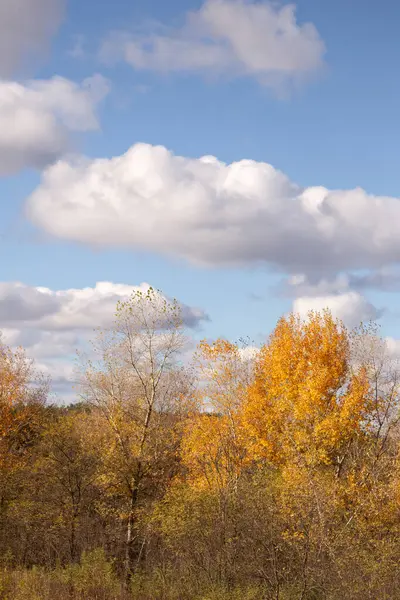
[
  {"x1": 0, "y1": 336, "x2": 48, "y2": 559},
  {"x1": 242, "y1": 310, "x2": 371, "y2": 471},
  {"x1": 79, "y1": 287, "x2": 193, "y2": 583}
]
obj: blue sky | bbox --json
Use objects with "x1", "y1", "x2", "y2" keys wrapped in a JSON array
[{"x1": 3, "y1": 0, "x2": 400, "y2": 399}]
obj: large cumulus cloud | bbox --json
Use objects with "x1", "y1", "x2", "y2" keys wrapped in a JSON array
[{"x1": 26, "y1": 143, "x2": 400, "y2": 277}]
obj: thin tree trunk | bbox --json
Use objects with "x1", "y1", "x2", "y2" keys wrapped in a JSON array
[
  {"x1": 125, "y1": 393, "x2": 154, "y2": 586},
  {"x1": 70, "y1": 511, "x2": 78, "y2": 563},
  {"x1": 124, "y1": 477, "x2": 139, "y2": 587}
]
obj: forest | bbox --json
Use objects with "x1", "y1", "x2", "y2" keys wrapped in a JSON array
[{"x1": 0, "y1": 287, "x2": 400, "y2": 600}]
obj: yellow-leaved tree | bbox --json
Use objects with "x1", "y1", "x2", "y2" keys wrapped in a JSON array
[{"x1": 242, "y1": 310, "x2": 371, "y2": 471}]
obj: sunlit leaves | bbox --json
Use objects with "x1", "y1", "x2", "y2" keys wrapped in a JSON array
[{"x1": 242, "y1": 311, "x2": 371, "y2": 468}]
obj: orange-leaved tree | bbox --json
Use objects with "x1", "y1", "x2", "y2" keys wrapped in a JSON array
[{"x1": 242, "y1": 310, "x2": 371, "y2": 471}]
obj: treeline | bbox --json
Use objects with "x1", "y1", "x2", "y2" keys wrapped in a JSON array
[{"x1": 1, "y1": 288, "x2": 400, "y2": 599}]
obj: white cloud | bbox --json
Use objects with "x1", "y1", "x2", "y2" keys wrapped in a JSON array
[
  {"x1": 0, "y1": 0, "x2": 65, "y2": 77},
  {"x1": 238, "y1": 346, "x2": 260, "y2": 361},
  {"x1": 384, "y1": 337, "x2": 400, "y2": 359},
  {"x1": 0, "y1": 281, "x2": 208, "y2": 401},
  {"x1": 101, "y1": 0, "x2": 325, "y2": 89},
  {"x1": 0, "y1": 74, "x2": 109, "y2": 176},
  {"x1": 25, "y1": 143, "x2": 400, "y2": 277},
  {"x1": 293, "y1": 292, "x2": 380, "y2": 329}
]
